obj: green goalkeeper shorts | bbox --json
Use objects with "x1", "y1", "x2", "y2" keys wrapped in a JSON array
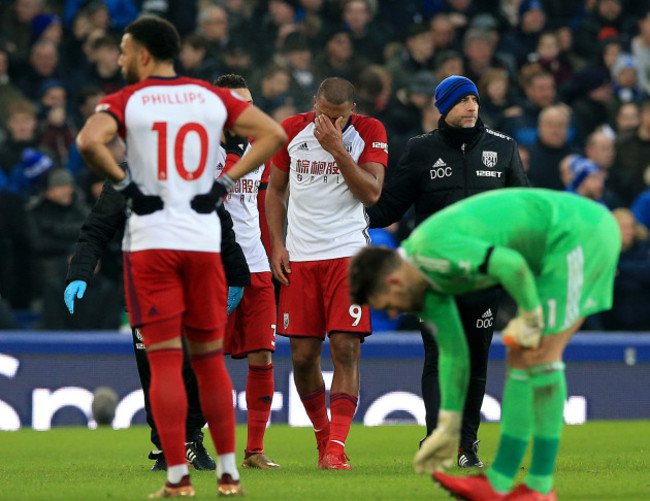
[{"x1": 535, "y1": 207, "x2": 621, "y2": 335}]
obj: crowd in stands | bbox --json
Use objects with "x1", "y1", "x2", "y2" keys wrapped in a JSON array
[{"x1": 2, "y1": 0, "x2": 650, "y2": 331}]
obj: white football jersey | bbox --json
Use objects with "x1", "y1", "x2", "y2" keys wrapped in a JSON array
[
  {"x1": 216, "y1": 144, "x2": 270, "y2": 273},
  {"x1": 272, "y1": 112, "x2": 388, "y2": 261},
  {"x1": 97, "y1": 76, "x2": 250, "y2": 252}
]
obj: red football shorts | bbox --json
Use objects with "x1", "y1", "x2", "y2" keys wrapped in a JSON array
[
  {"x1": 277, "y1": 258, "x2": 371, "y2": 339},
  {"x1": 123, "y1": 250, "x2": 227, "y2": 342},
  {"x1": 225, "y1": 271, "x2": 277, "y2": 358}
]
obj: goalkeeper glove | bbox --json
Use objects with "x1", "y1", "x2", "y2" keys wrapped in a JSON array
[
  {"x1": 64, "y1": 280, "x2": 87, "y2": 314},
  {"x1": 112, "y1": 163, "x2": 163, "y2": 215},
  {"x1": 414, "y1": 410, "x2": 461, "y2": 474},
  {"x1": 227, "y1": 286, "x2": 245, "y2": 314},
  {"x1": 190, "y1": 174, "x2": 235, "y2": 213},
  {"x1": 502, "y1": 305, "x2": 544, "y2": 349},
  {"x1": 223, "y1": 130, "x2": 248, "y2": 158}
]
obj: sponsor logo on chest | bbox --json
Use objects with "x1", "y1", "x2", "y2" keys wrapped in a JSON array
[{"x1": 430, "y1": 158, "x2": 452, "y2": 179}]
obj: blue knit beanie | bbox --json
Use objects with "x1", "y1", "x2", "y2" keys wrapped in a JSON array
[
  {"x1": 434, "y1": 75, "x2": 479, "y2": 116},
  {"x1": 567, "y1": 157, "x2": 601, "y2": 193}
]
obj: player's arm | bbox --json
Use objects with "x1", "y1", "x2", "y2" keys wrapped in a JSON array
[
  {"x1": 76, "y1": 112, "x2": 125, "y2": 183},
  {"x1": 64, "y1": 183, "x2": 126, "y2": 314},
  {"x1": 366, "y1": 141, "x2": 421, "y2": 228},
  {"x1": 226, "y1": 106, "x2": 287, "y2": 182},
  {"x1": 314, "y1": 114, "x2": 384, "y2": 206},
  {"x1": 486, "y1": 246, "x2": 544, "y2": 348},
  {"x1": 486, "y1": 246, "x2": 539, "y2": 311},
  {"x1": 414, "y1": 293, "x2": 468, "y2": 474},
  {"x1": 217, "y1": 205, "x2": 251, "y2": 288},
  {"x1": 265, "y1": 164, "x2": 291, "y2": 285}
]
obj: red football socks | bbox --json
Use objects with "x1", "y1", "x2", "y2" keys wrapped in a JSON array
[
  {"x1": 190, "y1": 348, "x2": 235, "y2": 455},
  {"x1": 301, "y1": 385, "x2": 330, "y2": 443},
  {"x1": 147, "y1": 348, "x2": 187, "y2": 467},
  {"x1": 246, "y1": 363, "x2": 274, "y2": 453},
  {"x1": 328, "y1": 392, "x2": 358, "y2": 454}
]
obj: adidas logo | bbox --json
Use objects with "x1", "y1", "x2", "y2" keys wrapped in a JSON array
[
  {"x1": 584, "y1": 297, "x2": 596, "y2": 309},
  {"x1": 148, "y1": 306, "x2": 160, "y2": 316},
  {"x1": 297, "y1": 142, "x2": 309, "y2": 151},
  {"x1": 482, "y1": 309, "x2": 492, "y2": 319},
  {"x1": 433, "y1": 158, "x2": 446, "y2": 168}
]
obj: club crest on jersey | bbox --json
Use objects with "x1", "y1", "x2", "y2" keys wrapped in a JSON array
[
  {"x1": 283, "y1": 313, "x2": 289, "y2": 329},
  {"x1": 482, "y1": 151, "x2": 497, "y2": 168}
]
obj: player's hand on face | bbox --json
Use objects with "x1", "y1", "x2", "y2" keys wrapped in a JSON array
[
  {"x1": 313, "y1": 114, "x2": 344, "y2": 154},
  {"x1": 271, "y1": 246, "x2": 291, "y2": 286}
]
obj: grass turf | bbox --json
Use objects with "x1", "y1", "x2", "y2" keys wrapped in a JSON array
[{"x1": 0, "y1": 422, "x2": 647, "y2": 500}]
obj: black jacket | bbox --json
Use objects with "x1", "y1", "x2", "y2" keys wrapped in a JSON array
[
  {"x1": 367, "y1": 119, "x2": 530, "y2": 228},
  {"x1": 66, "y1": 183, "x2": 250, "y2": 287}
]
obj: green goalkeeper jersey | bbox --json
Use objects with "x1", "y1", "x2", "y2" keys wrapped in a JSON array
[{"x1": 400, "y1": 188, "x2": 620, "y2": 412}]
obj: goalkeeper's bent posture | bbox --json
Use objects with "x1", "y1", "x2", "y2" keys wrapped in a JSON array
[{"x1": 348, "y1": 188, "x2": 620, "y2": 501}]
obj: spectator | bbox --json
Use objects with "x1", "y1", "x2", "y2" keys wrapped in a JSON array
[
  {"x1": 611, "y1": 53, "x2": 642, "y2": 108},
  {"x1": 564, "y1": 156, "x2": 607, "y2": 205},
  {"x1": 500, "y1": 69, "x2": 557, "y2": 145},
  {"x1": 631, "y1": 187, "x2": 650, "y2": 229},
  {"x1": 38, "y1": 81, "x2": 76, "y2": 168},
  {"x1": 632, "y1": 8, "x2": 650, "y2": 96},
  {"x1": 1, "y1": 0, "x2": 44, "y2": 62},
  {"x1": 0, "y1": 48, "x2": 27, "y2": 125},
  {"x1": 27, "y1": 168, "x2": 89, "y2": 301},
  {"x1": 499, "y1": 0, "x2": 547, "y2": 65},
  {"x1": 462, "y1": 28, "x2": 512, "y2": 86},
  {"x1": 75, "y1": 34, "x2": 124, "y2": 98},
  {"x1": 386, "y1": 23, "x2": 435, "y2": 93},
  {"x1": 66, "y1": 86, "x2": 106, "y2": 175},
  {"x1": 434, "y1": 50, "x2": 465, "y2": 82},
  {"x1": 12, "y1": 40, "x2": 64, "y2": 101},
  {"x1": 196, "y1": 3, "x2": 230, "y2": 63},
  {"x1": 253, "y1": 63, "x2": 293, "y2": 116},
  {"x1": 385, "y1": 70, "x2": 437, "y2": 137},
  {"x1": 31, "y1": 14, "x2": 63, "y2": 46},
  {"x1": 62, "y1": 0, "x2": 138, "y2": 30},
  {"x1": 574, "y1": 0, "x2": 627, "y2": 63},
  {"x1": 340, "y1": 0, "x2": 386, "y2": 64},
  {"x1": 313, "y1": 30, "x2": 367, "y2": 84},
  {"x1": 614, "y1": 101, "x2": 640, "y2": 134},
  {"x1": 530, "y1": 30, "x2": 574, "y2": 86},
  {"x1": 610, "y1": 99, "x2": 650, "y2": 205},
  {"x1": 477, "y1": 68, "x2": 520, "y2": 128},
  {"x1": 430, "y1": 13, "x2": 459, "y2": 53},
  {"x1": 601, "y1": 208, "x2": 650, "y2": 331},
  {"x1": 567, "y1": 67, "x2": 614, "y2": 136},
  {"x1": 0, "y1": 100, "x2": 49, "y2": 180},
  {"x1": 527, "y1": 104, "x2": 574, "y2": 190},
  {"x1": 279, "y1": 32, "x2": 317, "y2": 111},
  {"x1": 255, "y1": 0, "x2": 298, "y2": 62},
  {"x1": 220, "y1": 37, "x2": 255, "y2": 83},
  {"x1": 177, "y1": 33, "x2": 220, "y2": 82}
]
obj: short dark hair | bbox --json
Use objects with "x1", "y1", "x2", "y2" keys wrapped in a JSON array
[
  {"x1": 125, "y1": 16, "x2": 180, "y2": 62},
  {"x1": 92, "y1": 34, "x2": 119, "y2": 51},
  {"x1": 317, "y1": 77, "x2": 355, "y2": 105},
  {"x1": 214, "y1": 74, "x2": 248, "y2": 89},
  {"x1": 348, "y1": 246, "x2": 401, "y2": 305}
]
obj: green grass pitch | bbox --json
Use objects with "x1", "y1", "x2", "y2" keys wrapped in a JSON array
[{"x1": 0, "y1": 422, "x2": 647, "y2": 500}]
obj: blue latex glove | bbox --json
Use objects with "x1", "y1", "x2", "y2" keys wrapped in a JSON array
[
  {"x1": 64, "y1": 280, "x2": 87, "y2": 314},
  {"x1": 227, "y1": 286, "x2": 245, "y2": 314}
]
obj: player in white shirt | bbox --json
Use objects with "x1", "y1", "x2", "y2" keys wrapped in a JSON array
[
  {"x1": 76, "y1": 17, "x2": 286, "y2": 498},
  {"x1": 214, "y1": 74, "x2": 279, "y2": 470},
  {"x1": 266, "y1": 77, "x2": 388, "y2": 470}
]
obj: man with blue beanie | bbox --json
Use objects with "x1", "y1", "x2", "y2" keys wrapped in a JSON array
[{"x1": 367, "y1": 74, "x2": 529, "y2": 468}]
